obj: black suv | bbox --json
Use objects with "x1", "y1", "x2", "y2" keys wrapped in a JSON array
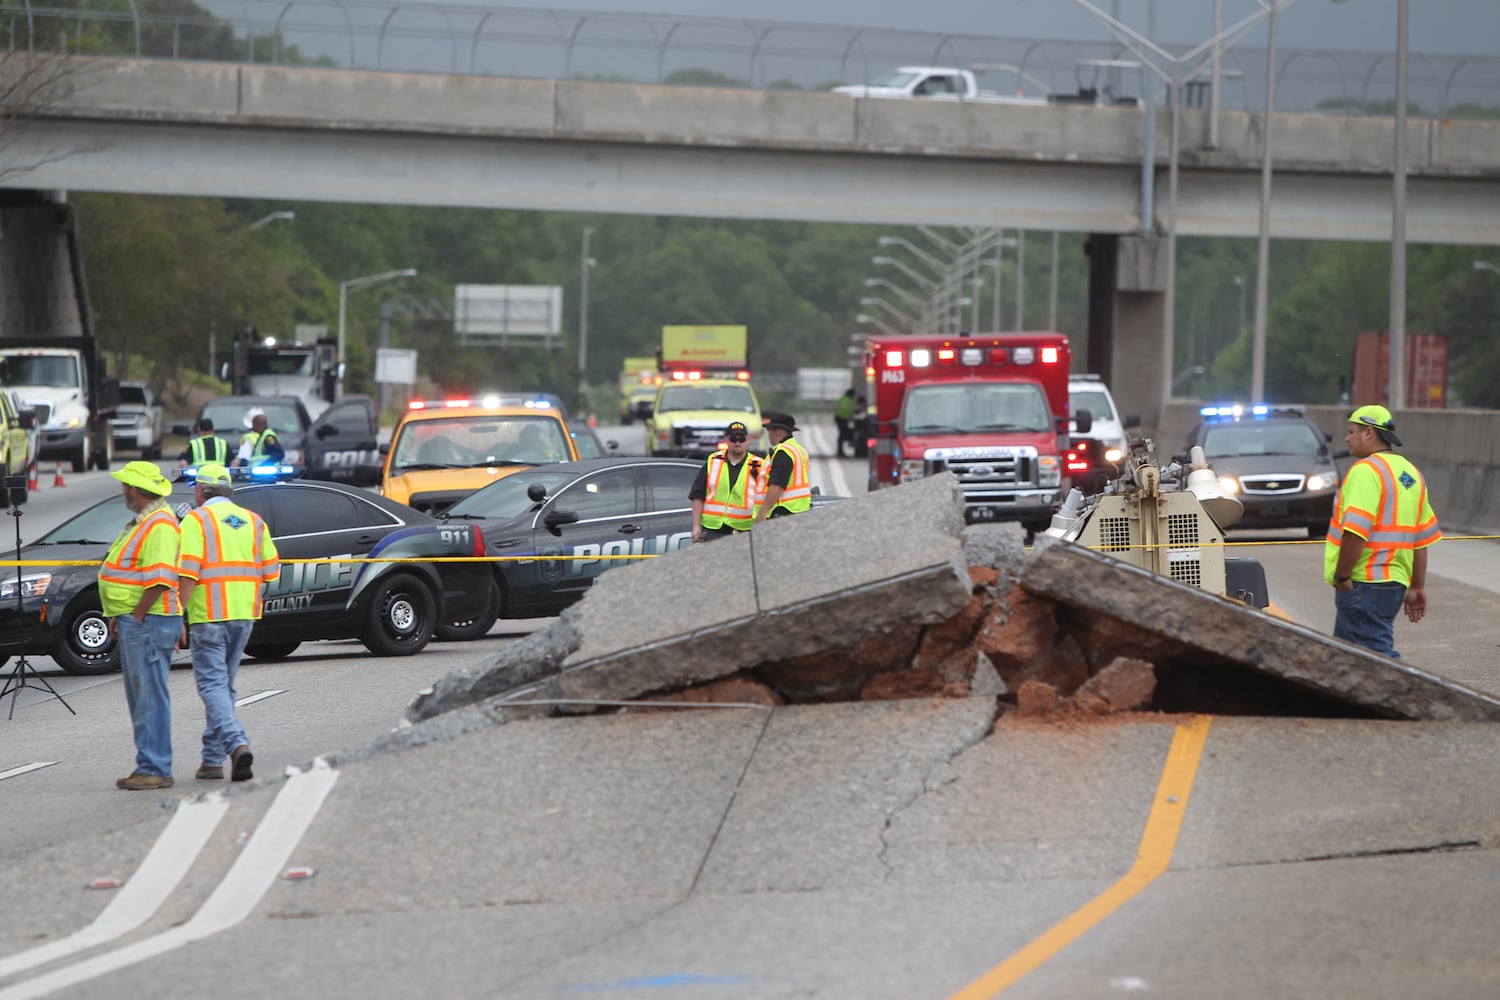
[{"x1": 1178, "y1": 406, "x2": 1347, "y2": 537}]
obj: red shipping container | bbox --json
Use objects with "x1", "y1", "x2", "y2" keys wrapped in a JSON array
[{"x1": 1352, "y1": 331, "x2": 1447, "y2": 409}]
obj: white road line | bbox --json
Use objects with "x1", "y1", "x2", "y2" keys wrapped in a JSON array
[
  {"x1": 0, "y1": 793, "x2": 229, "y2": 981},
  {"x1": 0, "y1": 763, "x2": 57, "y2": 782},
  {"x1": 235, "y1": 689, "x2": 286, "y2": 708},
  {"x1": 0, "y1": 761, "x2": 340, "y2": 1000}
]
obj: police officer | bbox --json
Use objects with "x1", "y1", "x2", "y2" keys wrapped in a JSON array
[
  {"x1": 178, "y1": 462, "x2": 280, "y2": 782},
  {"x1": 179, "y1": 416, "x2": 229, "y2": 468},
  {"x1": 236, "y1": 407, "x2": 284, "y2": 467},
  {"x1": 833, "y1": 388, "x2": 857, "y2": 458},
  {"x1": 689, "y1": 421, "x2": 761, "y2": 542},
  {"x1": 1327, "y1": 404, "x2": 1441, "y2": 658},
  {"x1": 101, "y1": 461, "x2": 182, "y2": 791},
  {"x1": 754, "y1": 411, "x2": 812, "y2": 522}
]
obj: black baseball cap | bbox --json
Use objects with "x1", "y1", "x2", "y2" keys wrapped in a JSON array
[
  {"x1": 725, "y1": 421, "x2": 748, "y2": 437},
  {"x1": 197, "y1": 417, "x2": 215, "y2": 431}
]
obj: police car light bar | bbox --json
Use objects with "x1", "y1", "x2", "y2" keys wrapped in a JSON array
[
  {"x1": 1200, "y1": 404, "x2": 1271, "y2": 420},
  {"x1": 181, "y1": 464, "x2": 296, "y2": 484}
]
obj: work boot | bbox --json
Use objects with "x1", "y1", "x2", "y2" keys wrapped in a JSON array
[
  {"x1": 116, "y1": 772, "x2": 174, "y2": 791},
  {"x1": 230, "y1": 745, "x2": 254, "y2": 782}
]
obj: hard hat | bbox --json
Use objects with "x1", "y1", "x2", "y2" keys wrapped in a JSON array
[
  {"x1": 242, "y1": 406, "x2": 266, "y2": 429},
  {"x1": 195, "y1": 462, "x2": 233, "y2": 487},
  {"x1": 1349, "y1": 404, "x2": 1401, "y2": 447},
  {"x1": 111, "y1": 460, "x2": 172, "y2": 497}
]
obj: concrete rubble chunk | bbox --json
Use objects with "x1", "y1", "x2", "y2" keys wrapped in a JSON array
[{"x1": 1021, "y1": 542, "x2": 1500, "y2": 722}]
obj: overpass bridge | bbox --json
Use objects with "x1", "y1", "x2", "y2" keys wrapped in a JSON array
[{"x1": 3, "y1": 56, "x2": 1500, "y2": 425}]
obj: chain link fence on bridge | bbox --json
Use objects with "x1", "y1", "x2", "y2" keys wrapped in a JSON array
[{"x1": 4, "y1": 1, "x2": 1497, "y2": 119}]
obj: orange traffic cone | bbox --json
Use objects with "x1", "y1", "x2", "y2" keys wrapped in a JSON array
[
  {"x1": 52, "y1": 461, "x2": 65, "y2": 488},
  {"x1": 27, "y1": 461, "x2": 38, "y2": 492}
]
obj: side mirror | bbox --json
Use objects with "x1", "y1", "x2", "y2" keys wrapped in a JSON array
[
  {"x1": 16, "y1": 409, "x2": 35, "y2": 431},
  {"x1": 1124, "y1": 413, "x2": 1141, "y2": 429},
  {"x1": 316, "y1": 424, "x2": 338, "y2": 438},
  {"x1": 171, "y1": 422, "x2": 192, "y2": 436},
  {"x1": 1074, "y1": 408, "x2": 1093, "y2": 435},
  {"x1": 544, "y1": 509, "x2": 578, "y2": 531}
]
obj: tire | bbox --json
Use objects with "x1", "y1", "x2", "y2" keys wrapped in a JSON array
[
  {"x1": 244, "y1": 641, "x2": 300, "y2": 661},
  {"x1": 362, "y1": 572, "x2": 436, "y2": 656},
  {"x1": 70, "y1": 439, "x2": 88, "y2": 474},
  {"x1": 53, "y1": 598, "x2": 118, "y2": 675},
  {"x1": 434, "y1": 579, "x2": 500, "y2": 642}
]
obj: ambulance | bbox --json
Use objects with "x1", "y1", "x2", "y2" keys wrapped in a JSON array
[{"x1": 864, "y1": 332, "x2": 1090, "y2": 541}]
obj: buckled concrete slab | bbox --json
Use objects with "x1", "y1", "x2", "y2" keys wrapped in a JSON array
[
  {"x1": 1021, "y1": 542, "x2": 1500, "y2": 722},
  {"x1": 407, "y1": 474, "x2": 974, "y2": 721}
]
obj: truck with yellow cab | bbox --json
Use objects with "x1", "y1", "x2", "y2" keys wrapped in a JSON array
[
  {"x1": 645, "y1": 325, "x2": 764, "y2": 457},
  {"x1": 864, "y1": 332, "x2": 1088, "y2": 542},
  {"x1": 618, "y1": 355, "x2": 659, "y2": 424},
  {"x1": 377, "y1": 395, "x2": 578, "y2": 516}
]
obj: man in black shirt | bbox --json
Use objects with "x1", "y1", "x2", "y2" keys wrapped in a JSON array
[{"x1": 689, "y1": 421, "x2": 761, "y2": 541}]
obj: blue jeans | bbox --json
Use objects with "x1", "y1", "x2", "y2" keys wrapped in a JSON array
[
  {"x1": 116, "y1": 613, "x2": 179, "y2": 777},
  {"x1": 1334, "y1": 581, "x2": 1408, "y2": 659},
  {"x1": 189, "y1": 620, "x2": 253, "y2": 765}
]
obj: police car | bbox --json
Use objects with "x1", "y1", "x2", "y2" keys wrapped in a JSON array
[
  {"x1": 442, "y1": 457, "x2": 700, "y2": 619},
  {"x1": 0, "y1": 468, "x2": 496, "y2": 675},
  {"x1": 171, "y1": 394, "x2": 382, "y2": 484},
  {"x1": 1178, "y1": 404, "x2": 1348, "y2": 537}
]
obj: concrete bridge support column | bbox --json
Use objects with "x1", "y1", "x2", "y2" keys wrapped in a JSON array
[
  {"x1": 1085, "y1": 232, "x2": 1169, "y2": 436},
  {"x1": 0, "y1": 190, "x2": 91, "y2": 339}
]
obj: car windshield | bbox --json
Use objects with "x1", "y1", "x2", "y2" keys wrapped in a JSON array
[
  {"x1": 33, "y1": 495, "x2": 135, "y2": 545},
  {"x1": 446, "y1": 468, "x2": 581, "y2": 520},
  {"x1": 570, "y1": 427, "x2": 605, "y2": 458},
  {"x1": 390, "y1": 414, "x2": 571, "y2": 470},
  {"x1": 1, "y1": 354, "x2": 79, "y2": 388},
  {"x1": 655, "y1": 384, "x2": 757, "y2": 414},
  {"x1": 1201, "y1": 421, "x2": 1323, "y2": 458},
  {"x1": 1070, "y1": 389, "x2": 1115, "y2": 422},
  {"x1": 202, "y1": 401, "x2": 302, "y2": 434},
  {"x1": 902, "y1": 383, "x2": 1050, "y2": 434}
]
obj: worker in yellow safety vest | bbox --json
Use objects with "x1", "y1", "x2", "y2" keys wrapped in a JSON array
[
  {"x1": 690, "y1": 420, "x2": 762, "y2": 541},
  {"x1": 754, "y1": 411, "x2": 812, "y2": 522},
  {"x1": 177, "y1": 461, "x2": 280, "y2": 782},
  {"x1": 100, "y1": 460, "x2": 182, "y2": 791},
  {"x1": 179, "y1": 416, "x2": 230, "y2": 468},
  {"x1": 1325, "y1": 404, "x2": 1441, "y2": 659},
  {"x1": 236, "y1": 407, "x2": 284, "y2": 466}
]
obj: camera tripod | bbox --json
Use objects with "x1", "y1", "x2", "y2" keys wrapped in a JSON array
[{"x1": 0, "y1": 500, "x2": 74, "y2": 719}]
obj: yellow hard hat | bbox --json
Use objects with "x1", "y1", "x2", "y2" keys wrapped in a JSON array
[
  {"x1": 111, "y1": 460, "x2": 172, "y2": 497},
  {"x1": 195, "y1": 462, "x2": 233, "y2": 487},
  {"x1": 1349, "y1": 404, "x2": 1402, "y2": 447}
]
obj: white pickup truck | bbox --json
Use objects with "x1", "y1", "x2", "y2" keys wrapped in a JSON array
[{"x1": 831, "y1": 66, "x2": 1046, "y2": 106}]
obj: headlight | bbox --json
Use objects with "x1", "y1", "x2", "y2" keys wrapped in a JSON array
[
  {"x1": 1219, "y1": 476, "x2": 1240, "y2": 494},
  {"x1": 1307, "y1": 474, "x2": 1328, "y2": 491},
  {"x1": 1037, "y1": 454, "x2": 1060, "y2": 487},
  {"x1": 1104, "y1": 447, "x2": 1123, "y2": 463},
  {"x1": 0, "y1": 572, "x2": 53, "y2": 600},
  {"x1": 50, "y1": 416, "x2": 82, "y2": 430},
  {"x1": 899, "y1": 459, "x2": 926, "y2": 482}
]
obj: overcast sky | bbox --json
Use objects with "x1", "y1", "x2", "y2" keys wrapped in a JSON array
[{"x1": 502, "y1": 0, "x2": 1496, "y2": 56}]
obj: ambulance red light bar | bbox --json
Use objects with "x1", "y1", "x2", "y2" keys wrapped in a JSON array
[
  {"x1": 879, "y1": 342, "x2": 1060, "y2": 369},
  {"x1": 669, "y1": 370, "x2": 704, "y2": 381}
]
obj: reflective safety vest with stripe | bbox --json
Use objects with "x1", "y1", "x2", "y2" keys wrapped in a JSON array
[
  {"x1": 755, "y1": 437, "x2": 812, "y2": 516},
  {"x1": 240, "y1": 428, "x2": 280, "y2": 461},
  {"x1": 700, "y1": 454, "x2": 760, "y2": 530},
  {"x1": 178, "y1": 499, "x2": 281, "y2": 624},
  {"x1": 1324, "y1": 451, "x2": 1440, "y2": 587},
  {"x1": 188, "y1": 434, "x2": 229, "y2": 465},
  {"x1": 99, "y1": 504, "x2": 182, "y2": 617}
]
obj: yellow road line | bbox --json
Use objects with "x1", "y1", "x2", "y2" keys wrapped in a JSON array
[{"x1": 947, "y1": 714, "x2": 1213, "y2": 1000}]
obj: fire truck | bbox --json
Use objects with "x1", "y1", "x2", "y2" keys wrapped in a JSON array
[{"x1": 864, "y1": 332, "x2": 1090, "y2": 541}]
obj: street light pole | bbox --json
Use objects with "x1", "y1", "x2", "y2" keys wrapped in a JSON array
[
  {"x1": 1475, "y1": 261, "x2": 1500, "y2": 277},
  {"x1": 337, "y1": 268, "x2": 418, "y2": 398},
  {"x1": 1388, "y1": 0, "x2": 1409, "y2": 410},
  {"x1": 1251, "y1": 0, "x2": 1279, "y2": 400},
  {"x1": 578, "y1": 226, "x2": 594, "y2": 401},
  {"x1": 249, "y1": 210, "x2": 295, "y2": 231}
]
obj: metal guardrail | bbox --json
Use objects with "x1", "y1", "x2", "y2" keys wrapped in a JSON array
[{"x1": 3, "y1": 1, "x2": 1496, "y2": 118}]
